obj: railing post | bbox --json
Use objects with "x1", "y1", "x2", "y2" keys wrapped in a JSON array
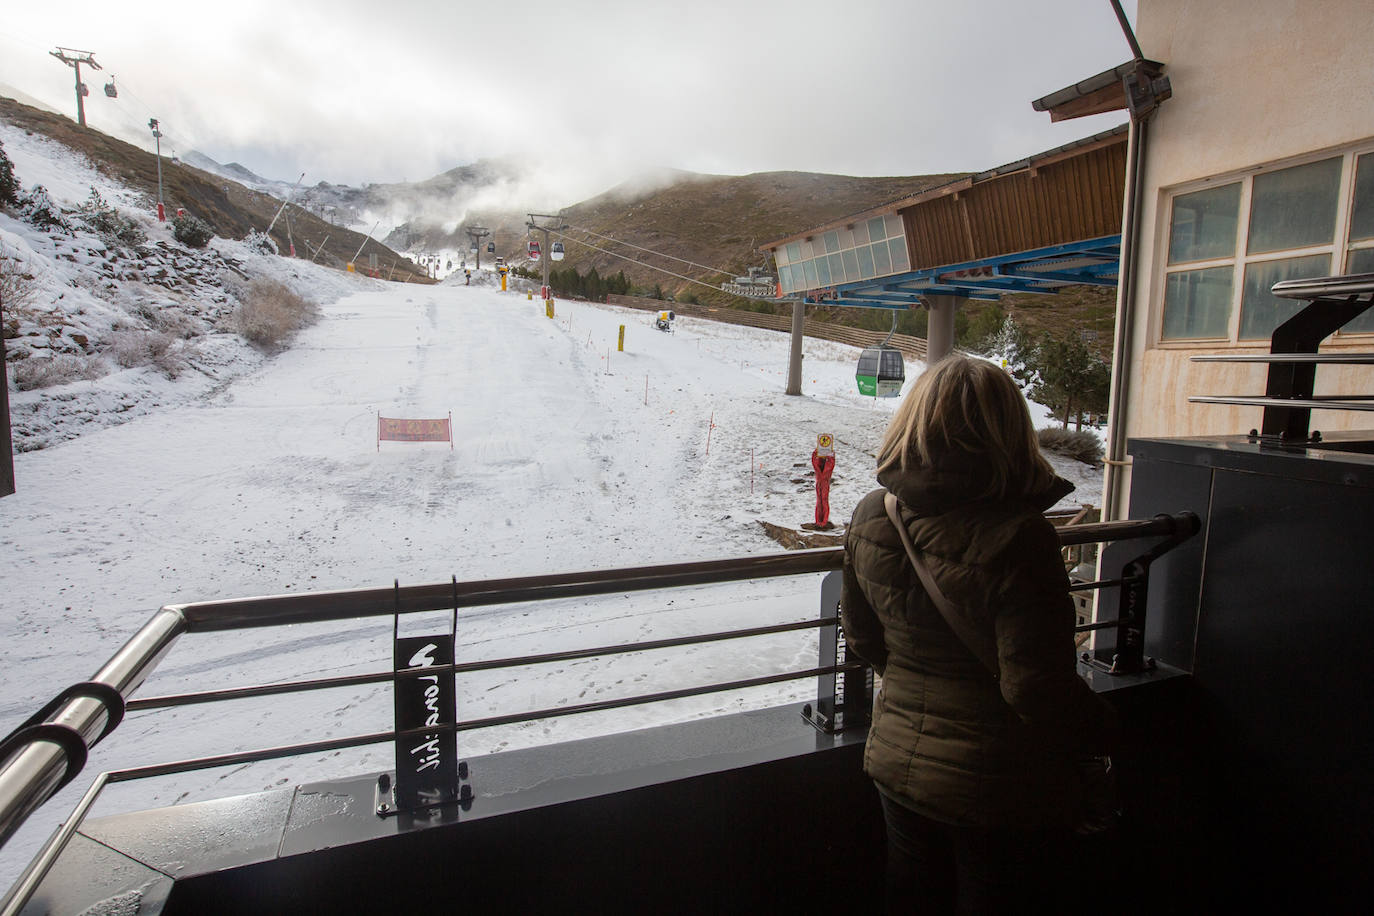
[{"x1": 1095, "y1": 512, "x2": 1200, "y2": 675}]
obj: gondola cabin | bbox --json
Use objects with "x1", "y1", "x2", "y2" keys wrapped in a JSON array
[
  {"x1": 487, "y1": 242, "x2": 495, "y2": 254},
  {"x1": 855, "y1": 347, "x2": 904, "y2": 397},
  {"x1": 528, "y1": 240, "x2": 541, "y2": 260},
  {"x1": 551, "y1": 241, "x2": 565, "y2": 261}
]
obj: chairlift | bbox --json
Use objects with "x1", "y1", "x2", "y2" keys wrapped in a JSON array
[
  {"x1": 855, "y1": 312, "x2": 905, "y2": 397},
  {"x1": 104, "y1": 80, "x2": 118, "y2": 98},
  {"x1": 528, "y1": 240, "x2": 541, "y2": 260},
  {"x1": 551, "y1": 241, "x2": 565, "y2": 261}
]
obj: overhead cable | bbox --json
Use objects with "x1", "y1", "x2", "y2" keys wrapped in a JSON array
[
  {"x1": 562, "y1": 224, "x2": 738, "y2": 279},
  {"x1": 551, "y1": 231, "x2": 777, "y2": 304}
]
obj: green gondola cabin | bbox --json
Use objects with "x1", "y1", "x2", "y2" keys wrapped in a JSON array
[{"x1": 855, "y1": 346, "x2": 904, "y2": 397}]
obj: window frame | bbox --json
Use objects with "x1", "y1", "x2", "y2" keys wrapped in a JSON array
[{"x1": 1156, "y1": 141, "x2": 1374, "y2": 347}]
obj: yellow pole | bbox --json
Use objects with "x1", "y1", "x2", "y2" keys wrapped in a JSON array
[{"x1": 618, "y1": 325, "x2": 625, "y2": 352}]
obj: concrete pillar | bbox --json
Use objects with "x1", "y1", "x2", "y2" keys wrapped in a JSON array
[
  {"x1": 924, "y1": 295, "x2": 960, "y2": 364},
  {"x1": 786, "y1": 300, "x2": 805, "y2": 395}
]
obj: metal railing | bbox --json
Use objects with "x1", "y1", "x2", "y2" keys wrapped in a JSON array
[{"x1": 0, "y1": 511, "x2": 1198, "y2": 913}]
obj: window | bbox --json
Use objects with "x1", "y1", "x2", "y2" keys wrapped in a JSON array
[
  {"x1": 773, "y1": 212, "x2": 911, "y2": 294},
  {"x1": 1247, "y1": 158, "x2": 1340, "y2": 255},
  {"x1": 842, "y1": 248, "x2": 860, "y2": 282},
  {"x1": 1160, "y1": 147, "x2": 1374, "y2": 343},
  {"x1": 1168, "y1": 183, "x2": 1239, "y2": 264},
  {"x1": 890, "y1": 237, "x2": 910, "y2": 272},
  {"x1": 872, "y1": 240, "x2": 892, "y2": 275},
  {"x1": 856, "y1": 244, "x2": 876, "y2": 279},
  {"x1": 828, "y1": 253, "x2": 846, "y2": 284},
  {"x1": 1163, "y1": 267, "x2": 1232, "y2": 339}
]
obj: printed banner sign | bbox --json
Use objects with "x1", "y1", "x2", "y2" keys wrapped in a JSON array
[
  {"x1": 394, "y1": 633, "x2": 458, "y2": 810},
  {"x1": 378, "y1": 414, "x2": 453, "y2": 448}
]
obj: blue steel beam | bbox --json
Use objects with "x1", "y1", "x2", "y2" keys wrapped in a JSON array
[
  {"x1": 998, "y1": 269, "x2": 1118, "y2": 286},
  {"x1": 786, "y1": 234, "x2": 1122, "y2": 307}
]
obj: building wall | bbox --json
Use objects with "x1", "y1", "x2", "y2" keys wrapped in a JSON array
[{"x1": 1122, "y1": 0, "x2": 1374, "y2": 450}]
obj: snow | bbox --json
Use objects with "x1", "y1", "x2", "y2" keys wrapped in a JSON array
[{"x1": 0, "y1": 121, "x2": 1103, "y2": 890}]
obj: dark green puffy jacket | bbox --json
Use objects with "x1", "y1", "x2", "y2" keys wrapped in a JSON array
[{"x1": 841, "y1": 459, "x2": 1115, "y2": 829}]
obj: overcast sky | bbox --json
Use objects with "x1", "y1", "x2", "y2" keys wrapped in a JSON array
[{"x1": 2, "y1": 1, "x2": 1139, "y2": 205}]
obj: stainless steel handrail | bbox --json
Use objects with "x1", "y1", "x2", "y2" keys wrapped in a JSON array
[{"x1": 0, "y1": 608, "x2": 185, "y2": 852}]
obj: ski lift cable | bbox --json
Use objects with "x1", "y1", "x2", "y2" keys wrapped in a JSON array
[
  {"x1": 561, "y1": 223, "x2": 741, "y2": 279},
  {"x1": 0, "y1": 30, "x2": 53, "y2": 55},
  {"x1": 551, "y1": 233, "x2": 776, "y2": 304}
]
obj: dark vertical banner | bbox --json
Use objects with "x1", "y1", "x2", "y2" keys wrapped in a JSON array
[
  {"x1": 393, "y1": 633, "x2": 457, "y2": 810},
  {"x1": 1, "y1": 324, "x2": 14, "y2": 498}
]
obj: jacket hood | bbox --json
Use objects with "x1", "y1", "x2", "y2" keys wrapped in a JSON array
[{"x1": 876, "y1": 454, "x2": 1073, "y2": 517}]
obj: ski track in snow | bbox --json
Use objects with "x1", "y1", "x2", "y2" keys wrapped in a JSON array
[{"x1": 0, "y1": 281, "x2": 1104, "y2": 886}]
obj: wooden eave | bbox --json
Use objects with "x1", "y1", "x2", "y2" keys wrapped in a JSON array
[{"x1": 761, "y1": 125, "x2": 1127, "y2": 253}]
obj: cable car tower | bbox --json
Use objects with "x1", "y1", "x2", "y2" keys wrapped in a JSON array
[
  {"x1": 49, "y1": 47, "x2": 101, "y2": 128},
  {"x1": 464, "y1": 226, "x2": 491, "y2": 270},
  {"x1": 528, "y1": 213, "x2": 568, "y2": 307}
]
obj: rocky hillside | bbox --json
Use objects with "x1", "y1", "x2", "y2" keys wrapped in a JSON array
[
  {"x1": 1, "y1": 116, "x2": 380, "y2": 451},
  {"x1": 0, "y1": 96, "x2": 419, "y2": 274}
]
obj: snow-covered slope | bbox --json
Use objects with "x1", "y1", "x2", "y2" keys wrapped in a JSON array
[{"x1": 0, "y1": 117, "x2": 1103, "y2": 890}]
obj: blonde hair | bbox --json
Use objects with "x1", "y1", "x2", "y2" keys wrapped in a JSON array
[{"x1": 877, "y1": 354, "x2": 1055, "y2": 501}]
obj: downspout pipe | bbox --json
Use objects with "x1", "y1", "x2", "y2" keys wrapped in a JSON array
[{"x1": 1102, "y1": 111, "x2": 1149, "y2": 521}]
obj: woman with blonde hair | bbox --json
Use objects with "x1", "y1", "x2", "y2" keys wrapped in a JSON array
[{"x1": 841, "y1": 354, "x2": 1116, "y2": 914}]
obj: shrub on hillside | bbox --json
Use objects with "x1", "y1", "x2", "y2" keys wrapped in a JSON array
[
  {"x1": 78, "y1": 188, "x2": 146, "y2": 250},
  {"x1": 0, "y1": 140, "x2": 18, "y2": 208},
  {"x1": 107, "y1": 329, "x2": 187, "y2": 378},
  {"x1": 1037, "y1": 427, "x2": 1104, "y2": 465},
  {"x1": 245, "y1": 229, "x2": 278, "y2": 255},
  {"x1": 11, "y1": 354, "x2": 105, "y2": 391},
  {"x1": 21, "y1": 185, "x2": 69, "y2": 232},
  {"x1": 233, "y1": 279, "x2": 319, "y2": 348},
  {"x1": 172, "y1": 213, "x2": 214, "y2": 248},
  {"x1": 1, "y1": 245, "x2": 40, "y2": 313}
]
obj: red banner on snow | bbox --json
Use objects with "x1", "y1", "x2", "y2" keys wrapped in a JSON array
[{"x1": 377, "y1": 413, "x2": 453, "y2": 450}]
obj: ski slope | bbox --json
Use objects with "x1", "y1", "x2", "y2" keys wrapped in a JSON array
[{"x1": 0, "y1": 281, "x2": 1102, "y2": 884}]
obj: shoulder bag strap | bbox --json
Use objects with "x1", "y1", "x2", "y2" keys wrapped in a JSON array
[{"x1": 883, "y1": 491, "x2": 1000, "y2": 680}]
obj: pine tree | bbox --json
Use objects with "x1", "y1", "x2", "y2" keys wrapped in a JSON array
[
  {"x1": 0, "y1": 140, "x2": 18, "y2": 208},
  {"x1": 1028, "y1": 331, "x2": 1110, "y2": 430}
]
